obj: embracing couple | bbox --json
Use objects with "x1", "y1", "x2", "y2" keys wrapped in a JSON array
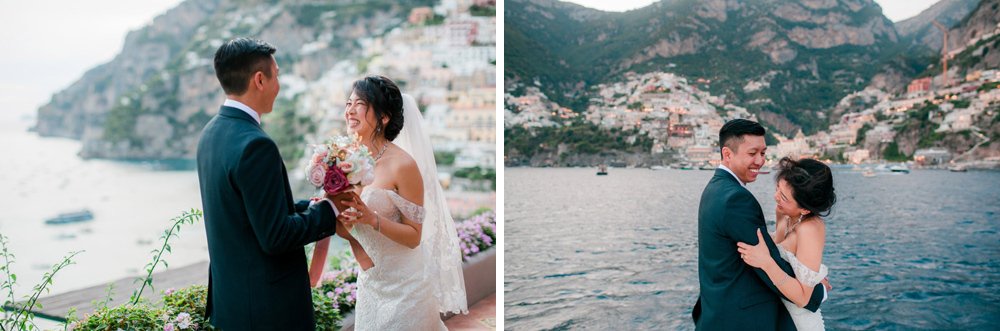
[
  {"x1": 196, "y1": 38, "x2": 466, "y2": 330},
  {"x1": 693, "y1": 119, "x2": 838, "y2": 330}
]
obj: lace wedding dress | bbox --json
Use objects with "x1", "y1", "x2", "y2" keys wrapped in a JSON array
[
  {"x1": 349, "y1": 187, "x2": 446, "y2": 330},
  {"x1": 776, "y1": 244, "x2": 828, "y2": 331}
]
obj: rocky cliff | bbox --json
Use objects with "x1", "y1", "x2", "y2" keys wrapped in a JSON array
[
  {"x1": 944, "y1": 0, "x2": 1000, "y2": 73},
  {"x1": 506, "y1": 0, "x2": 903, "y2": 134},
  {"x1": 36, "y1": 0, "x2": 432, "y2": 160},
  {"x1": 895, "y1": 0, "x2": 979, "y2": 52}
]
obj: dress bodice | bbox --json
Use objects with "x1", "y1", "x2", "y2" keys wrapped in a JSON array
[
  {"x1": 349, "y1": 187, "x2": 445, "y2": 331},
  {"x1": 774, "y1": 242, "x2": 827, "y2": 330},
  {"x1": 775, "y1": 243, "x2": 828, "y2": 287}
]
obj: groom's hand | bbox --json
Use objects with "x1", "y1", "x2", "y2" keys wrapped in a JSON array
[{"x1": 822, "y1": 277, "x2": 832, "y2": 291}]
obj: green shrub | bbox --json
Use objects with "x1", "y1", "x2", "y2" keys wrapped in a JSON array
[
  {"x1": 311, "y1": 288, "x2": 343, "y2": 331},
  {"x1": 72, "y1": 304, "x2": 165, "y2": 331},
  {"x1": 312, "y1": 251, "x2": 360, "y2": 329},
  {"x1": 161, "y1": 285, "x2": 214, "y2": 331}
]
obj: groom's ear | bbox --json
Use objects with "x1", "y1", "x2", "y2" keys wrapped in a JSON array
[
  {"x1": 252, "y1": 71, "x2": 265, "y2": 90},
  {"x1": 721, "y1": 146, "x2": 731, "y2": 162}
]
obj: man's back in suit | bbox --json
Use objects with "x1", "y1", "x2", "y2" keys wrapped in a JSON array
[{"x1": 197, "y1": 38, "x2": 337, "y2": 330}]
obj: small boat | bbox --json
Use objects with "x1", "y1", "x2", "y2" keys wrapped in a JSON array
[
  {"x1": 650, "y1": 165, "x2": 665, "y2": 171},
  {"x1": 45, "y1": 210, "x2": 94, "y2": 225},
  {"x1": 862, "y1": 169, "x2": 876, "y2": 177},
  {"x1": 948, "y1": 165, "x2": 968, "y2": 172},
  {"x1": 699, "y1": 163, "x2": 716, "y2": 170},
  {"x1": 597, "y1": 164, "x2": 609, "y2": 176},
  {"x1": 889, "y1": 165, "x2": 910, "y2": 174}
]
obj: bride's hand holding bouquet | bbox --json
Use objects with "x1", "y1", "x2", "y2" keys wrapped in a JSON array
[{"x1": 306, "y1": 133, "x2": 375, "y2": 287}]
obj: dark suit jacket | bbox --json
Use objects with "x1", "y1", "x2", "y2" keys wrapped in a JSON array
[
  {"x1": 693, "y1": 169, "x2": 824, "y2": 330},
  {"x1": 197, "y1": 106, "x2": 336, "y2": 330}
]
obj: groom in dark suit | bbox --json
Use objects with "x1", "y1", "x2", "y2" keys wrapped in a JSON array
[
  {"x1": 692, "y1": 119, "x2": 825, "y2": 330},
  {"x1": 197, "y1": 38, "x2": 346, "y2": 330}
]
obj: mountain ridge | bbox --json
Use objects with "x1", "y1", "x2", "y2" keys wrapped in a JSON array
[{"x1": 506, "y1": 0, "x2": 911, "y2": 134}]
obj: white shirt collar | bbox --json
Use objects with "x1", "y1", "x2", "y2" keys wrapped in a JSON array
[
  {"x1": 718, "y1": 164, "x2": 746, "y2": 187},
  {"x1": 223, "y1": 99, "x2": 261, "y2": 125}
]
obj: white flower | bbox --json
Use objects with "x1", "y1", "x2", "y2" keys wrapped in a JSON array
[
  {"x1": 361, "y1": 169, "x2": 375, "y2": 186},
  {"x1": 175, "y1": 312, "x2": 192, "y2": 329}
]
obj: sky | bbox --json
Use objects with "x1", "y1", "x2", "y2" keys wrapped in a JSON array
[
  {"x1": 0, "y1": 0, "x2": 184, "y2": 123},
  {"x1": 562, "y1": 0, "x2": 940, "y2": 22}
]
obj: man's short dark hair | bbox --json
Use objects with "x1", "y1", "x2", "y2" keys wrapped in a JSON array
[
  {"x1": 719, "y1": 119, "x2": 766, "y2": 156},
  {"x1": 213, "y1": 38, "x2": 276, "y2": 95}
]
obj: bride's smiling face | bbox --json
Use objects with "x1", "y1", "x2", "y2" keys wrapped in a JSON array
[
  {"x1": 774, "y1": 179, "x2": 807, "y2": 218},
  {"x1": 345, "y1": 91, "x2": 381, "y2": 138}
]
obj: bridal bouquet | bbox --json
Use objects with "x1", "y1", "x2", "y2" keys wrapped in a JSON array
[{"x1": 306, "y1": 134, "x2": 376, "y2": 196}]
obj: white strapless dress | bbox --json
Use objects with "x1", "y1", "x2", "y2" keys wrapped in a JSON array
[
  {"x1": 349, "y1": 188, "x2": 445, "y2": 331},
  {"x1": 776, "y1": 244, "x2": 827, "y2": 331}
]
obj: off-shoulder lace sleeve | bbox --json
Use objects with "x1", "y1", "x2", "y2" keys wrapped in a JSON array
[
  {"x1": 777, "y1": 245, "x2": 828, "y2": 287},
  {"x1": 386, "y1": 191, "x2": 425, "y2": 224}
]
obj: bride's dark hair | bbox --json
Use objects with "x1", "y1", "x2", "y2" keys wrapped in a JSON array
[
  {"x1": 775, "y1": 157, "x2": 837, "y2": 218},
  {"x1": 350, "y1": 75, "x2": 404, "y2": 141}
]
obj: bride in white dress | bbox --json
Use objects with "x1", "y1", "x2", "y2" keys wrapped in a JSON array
[
  {"x1": 334, "y1": 75, "x2": 467, "y2": 330},
  {"x1": 738, "y1": 157, "x2": 837, "y2": 331}
]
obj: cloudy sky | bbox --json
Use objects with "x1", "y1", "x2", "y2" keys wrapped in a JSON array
[{"x1": 0, "y1": 0, "x2": 184, "y2": 123}]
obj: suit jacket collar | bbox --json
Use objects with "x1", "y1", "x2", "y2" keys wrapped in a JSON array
[
  {"x1": 218, "y1": 106, "x2": 261, "y2": 128},
  {"x1": 713, "y1": 168, "x2": 742, "y2": 187},
  {"x1": 717, "y1": 164, "x2": 746, "y2": 187}
]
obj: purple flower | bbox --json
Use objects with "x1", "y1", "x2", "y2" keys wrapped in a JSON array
[{"x1": 164, "y1": 323, "x2": 175, "y2": 331}]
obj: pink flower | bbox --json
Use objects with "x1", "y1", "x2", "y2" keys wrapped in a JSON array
[
  {"x1": 164, "y1": 323, "x2": 175, "y2": 331},
  {"x1": 164, "y1": 288, "x2": 175, "y2": 296},
  {"x1": 311, "y1": 150, "x2": 328, "y2": 164},
  {"x1": 324, "y1": 164, "x2": 350, "y2": 195},
  {"x1": 338, "y1": 161, "x2": 354, "y2": 173},
  {"x1": 308, "y1": 164, "x2": 326, "y2": 187}
]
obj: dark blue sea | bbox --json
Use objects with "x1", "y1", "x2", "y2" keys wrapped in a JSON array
[{"x1": 505, "y1": 167, "x2": 1000, "y2": 330}]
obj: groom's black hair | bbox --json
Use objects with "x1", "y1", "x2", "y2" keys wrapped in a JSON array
[
  {"x1": 214, "y1": 38, "x2": 276, "y2": 95},
  {"x1": 719, "y1": 118, "x2": 765, "y2": 158}
]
